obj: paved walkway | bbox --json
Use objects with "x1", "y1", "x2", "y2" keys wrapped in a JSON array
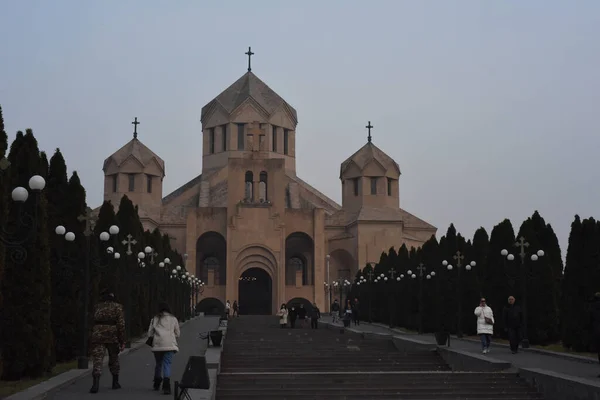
[
  {"x1": 322, "y1": 316, "x2": 600, "y2": 380},
  {"x1": 47, "y1": 316, "x2": 220, "y2": 400}
]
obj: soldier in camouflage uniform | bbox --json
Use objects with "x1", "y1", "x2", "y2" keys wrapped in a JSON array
[{"x1": 89, "y1": 290, "x2": 126, "y2": 394}]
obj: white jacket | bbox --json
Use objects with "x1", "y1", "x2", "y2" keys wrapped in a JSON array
[
  {"x1": 474, "y1": 306, "x2": 494, "y2": 335},
  {"x1": 148, "y1": 312, "x2": 180, "y2": 352},
  {"x1": 278, "y1": 308, "x2": 288, "y2": 324}
]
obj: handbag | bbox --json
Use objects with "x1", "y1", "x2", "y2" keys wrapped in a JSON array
[
  {"x1": 484, "y1": 316, "x2": 494, "y2": 325},
  {"x1": 145, "y1": 336, "x2": 154, "y2": 346}
]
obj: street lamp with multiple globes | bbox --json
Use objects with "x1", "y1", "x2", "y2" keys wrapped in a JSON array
[
  {"x1": 374, "y1": 270, "x2": 402, "y2": 327},
  {"x1": 171, "y1": 265, "x2": 189, "y2": 320},
  {"x1": 501, "y1": 237, "x2": 545, "y2": 348},
  {"x1": 442, "y1": 251, "x2": 476, "y2": 338},
  {"x1": 1, "y1": 175, "x2": 46, "y2": 263},
  {"x1": 410, "y1": 263, "x2": 436, "y2": 334},
  {"x1": 357, "y1": 266, "x2": 376, "y2": 322},
  {"x1": 191, "y1": 277, "x2": 205, "y2": 316}
]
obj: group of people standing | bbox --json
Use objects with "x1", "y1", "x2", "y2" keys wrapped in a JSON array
[
  {"x1": 278, "y1": 303, "x2": 321, "y2": 329},
  {"x1": 88, "y1": 290, "x2": 181, "y2": 395}
]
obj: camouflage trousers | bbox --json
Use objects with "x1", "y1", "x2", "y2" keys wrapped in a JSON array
[{"x1": 90, "y1": 343, "x2": 120, "y2": 377}]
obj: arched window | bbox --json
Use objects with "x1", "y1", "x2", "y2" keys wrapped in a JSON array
[
  {"x1": 244, "y1": 171, "x2": 253, "y2": 202},
  {"x1": 204, "y1": 256, "x2": 220, "y2": 284},
  {"x1": 286, "y1": 257, "x2": 306, "y2": 285},
  {"x1": 259, "y1": 171, "x2": 268, "y2": 202}
]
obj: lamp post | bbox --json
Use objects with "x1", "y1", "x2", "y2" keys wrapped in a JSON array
[
  {"x1": 158, "y1": 257, "x2": 172, "y2": 303},
  {"x1": 501, "y1": 237, "x2": 545, "y2": 349},
  {"x1": 170, "y1": 265, "x2": 187, "y2": 319},
  {"x1": 0, "y1": 175, "x2": 46, "y2": 262},
  {"x1": 358, "y1": 267, "x2": 376, "y2": 322},
  {"x1": 374, "y1": 270, "x2": 402, "y2": 327},
  {"x1": 326, "y1": 254, "x2": 331, "y2": 312},
  {"x1": 442, "y1": 251, "x2": 475, "y2": 338},
  {"x1": 410, "y1": 263, "x2": 436, "y2": 334},
  {"x1": 121, "y1": 233, "x2": 139, "y2": 349},
  {"x1": 191, "y1": 277, "x2": 204, "y2": 316}
]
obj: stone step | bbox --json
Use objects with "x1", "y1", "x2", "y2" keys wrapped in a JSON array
[
  {"x1": 216, "y1": 393, "x2": 543, "y2": 400},
  {"x1": 216, "y1": 317, "x2": 544, "y2": 400},
  {"x1": 218, "y1": 372, "x2": 524, "y2": 383},
  {"x1": 221, "y1": 366, "x2": 449, "y2": 373}
]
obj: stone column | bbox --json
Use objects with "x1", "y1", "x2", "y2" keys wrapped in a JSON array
[{"x1": 313, "y1": 208, "x2": 325, "y2": 310}]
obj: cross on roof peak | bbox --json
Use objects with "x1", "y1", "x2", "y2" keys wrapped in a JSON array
[
  {"x1": 366, "y1": 121, "x2": 373, "y2": 143},
  {"x1": 132, "y1": 117, "x2": 140, "y2": 139},
  {"x1": 245, "y1": 47, "x2": 254, "y2": 72}
]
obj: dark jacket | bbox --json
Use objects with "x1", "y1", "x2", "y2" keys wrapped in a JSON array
[
  {"x1": 590, "y1": 299, "x2": 600, "y2": 336},
  {"x1": 331, "y1": 302, "x2": 340, "y2": 312},
  {"x1": 309, "y1": 306, "x2": 321, "y2": 319},
  {"x1": 90, "y1": 300, "x2": 125, "y2": 344},
  {"x1": 502, "y1": 304, "x2": 523, "y2": 329}
]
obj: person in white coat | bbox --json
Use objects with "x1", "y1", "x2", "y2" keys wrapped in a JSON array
[
  {"x1": 278, "y1": 304, "x2": 288, "y2": 328},
  {"x1": 474, "y1": 298, "x2": 494, "y2": 354},
  {"x1": 148, "y1": 302, "x2": 180, "y2": 394}
]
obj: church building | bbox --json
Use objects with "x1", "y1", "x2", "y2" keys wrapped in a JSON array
[{"x1": 100, "y1": 51, "x2": 436, "y2": 315}]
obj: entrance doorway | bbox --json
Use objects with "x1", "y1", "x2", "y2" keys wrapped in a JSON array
[{"x1": 238, "y1": 267, "x2": 272, "y2": 315}]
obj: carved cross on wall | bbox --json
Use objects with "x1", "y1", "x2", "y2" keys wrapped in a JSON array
[
  {"x1": 122, "y1": 234, "x2": 137, "y2": 256},
  {"x1": 515, "y1": 236, "x2": 529, "y2": 263},
  {"x1": 247, "y1": 122, "x2": 264, "y2": 152},
  {"x1": 77, "y1": 207, "x2": 97, "y2": 237},
  {"x1": 367, "y1": 270, "x2": 374, "y2": 282},
  {"x1": 453, "y1": 251, "x2": 465, "y2": 268},
  {"x1": 388, "y1": 268, "x2": 397, "y2": 279},
  {"x1": 417, "y1": 263, "x2": 427, "y2": 277}
]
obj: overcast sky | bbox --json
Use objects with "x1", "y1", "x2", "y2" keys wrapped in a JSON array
[{"x1": 1, "y1": 1, "x2": 599, "y2": 254}]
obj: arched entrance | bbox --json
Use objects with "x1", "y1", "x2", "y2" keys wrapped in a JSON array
[
  {"x1": 238, "y1": 268, "x2": 272, "y2": 315},
  {"x1": 195, "y1": 298, "x2": 225, "y2": 316}
]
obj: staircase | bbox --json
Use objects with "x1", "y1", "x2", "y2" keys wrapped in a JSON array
[{"x1": 216, "y1": 316, "x2": 543, "y2": 400}]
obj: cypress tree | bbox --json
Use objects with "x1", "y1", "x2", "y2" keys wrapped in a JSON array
[
  {"x1": 0, "y1": 106, "x2": 7, "y2": 377},
  {"x1": 560, "y1": 215, "x2": 587, "y2": 350},
  {"x1": 0, "y1": 106, "x2": 8, "y2": 310},
  {"x1": 115, "y1": 195, "x2": 144, "y2": 339},
  {"x1": 1, "y1": 130, "x2": 52, "y2": 379},
  {"x1": 485, "y1": 219, "x2": 516, "y2": 335},
  {"x1": 515, "y1": 212, "x2": 560, "y2": 345},
  {"x1": 420, "y1": 235, "x2": 441, "y2": 332},
  {"x1": 471, "y1": 227, "x2": 490, "y2": 298},
  {"x1": 46, "y1": 149, "x2": 72, "y2": 363}
]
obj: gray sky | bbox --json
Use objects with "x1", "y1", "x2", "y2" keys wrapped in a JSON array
[{"x1": 1, "y1": 1, "x2": 599, "y2": 253}]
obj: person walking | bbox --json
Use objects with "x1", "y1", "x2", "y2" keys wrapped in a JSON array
[
  {"x1": 474, "y1": 297, "x2": 495, "y2": 354},
  {"x1": 502, "y1": 296, "x2": 523, "y2": 354},
  {"x1": 148, "y1": 302, "x2": 180, "y2": 395},
  {"x1": 352, "y1": 297, "x2": 360, "y2": 326},
  {"x1": 89, "y1": 290, "x2": 125, "y2": 394},
  {"x1": 232, "y1": 300, "x2": 239, "y2": 317},
  {"x1": 589, "y1": 292, "x2": 600, "y2": 377},
  {"x1": 278, "y1": 304, "x2": 288, "y2": 328},
  {"x1": 289, "y1": 307, "x2": 297, "y2": 328},
  {"x1": 225, "y1": 300, "x2": 231, "y2": 319},
  {"x1": 331, "y1": 300, "x2": 340, "y2": 323},
  {"x1": 310, "y1": 303, "x2": 321, "y2": 329}
]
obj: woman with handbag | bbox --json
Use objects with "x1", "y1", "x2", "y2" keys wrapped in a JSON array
[
  {"x1": 474, "y1": 298, "x2": 495, "y2": 354},
  {"x1": 278, "y1": 304, "x2": 288, "y2": 328},
  {"x1": 147, "y1": 302, "x2": 180, "y2": 394}
]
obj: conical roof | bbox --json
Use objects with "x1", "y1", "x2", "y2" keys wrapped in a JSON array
[
  {"x1": 201, "y1": 72, "x2": 297, "y2": 124},
  {"x1": 340, "y1": 142, "x2": 400, "y2": 178},
  {"x1": 103, "y1": 138, "x2": 165, "y2": 176}
]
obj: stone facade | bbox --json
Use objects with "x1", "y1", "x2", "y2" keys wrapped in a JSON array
[{"x1": 100, "y1": 70, "x2": 436, "y2": 314}]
